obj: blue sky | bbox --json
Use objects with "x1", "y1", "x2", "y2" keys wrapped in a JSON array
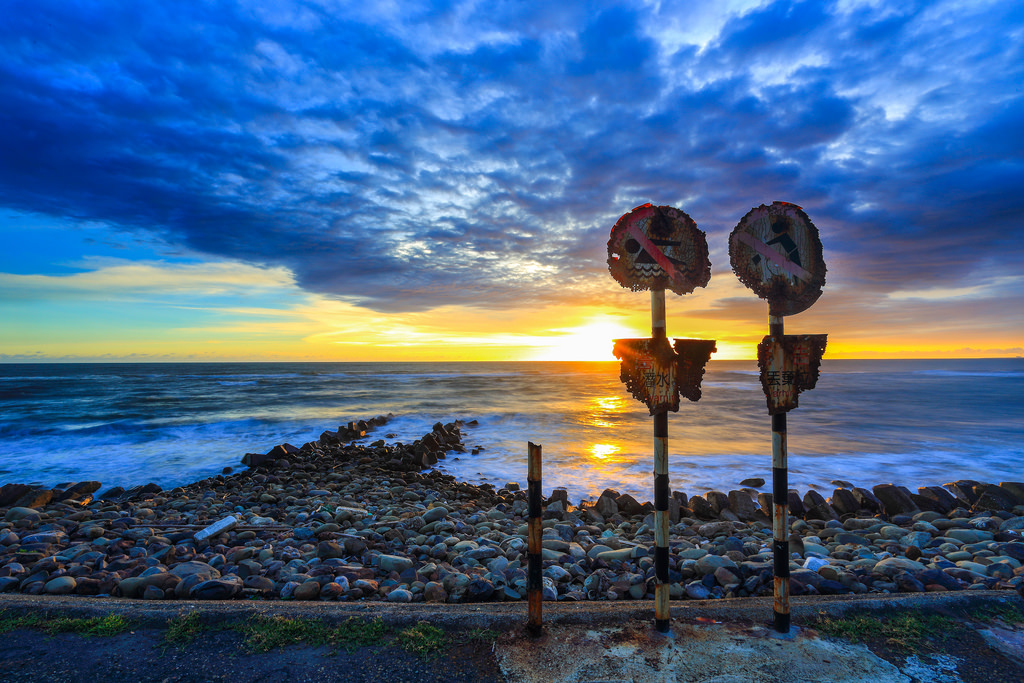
[{"x1": 1, "y1": 0, "x2": 1022, "y2": 361}]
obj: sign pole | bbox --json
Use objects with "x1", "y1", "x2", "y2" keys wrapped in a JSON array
[
  {"x1": 651, "y1": 289, "x2": 670, "y2": 633},
  {"x1": 729, "y1": 201, "x2": 828, "y2": 635},
  {"x1": 768, "y1": 314, "x2": 790, "y2": 634},
  {"x1": 527, "y1": 442, "x2": 543, "y2": 636},
  {"x1": 608, "y1": 203, "x2": 714, "y2": 635}
]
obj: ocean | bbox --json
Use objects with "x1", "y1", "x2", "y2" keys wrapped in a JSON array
[{"x1": 1, "y1": 360, "x2": 1022, "y2": 503}]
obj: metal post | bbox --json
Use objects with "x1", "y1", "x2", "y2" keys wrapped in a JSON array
[
  {"x1": 527, "y1": 442, "x2": 543, "y2": 636},
  {"x1": 769, "y1": 315, "x2": 790, "y2": 634},
  {"x1": 651, "y1": 289, "x2": 670, "y2": 633}
]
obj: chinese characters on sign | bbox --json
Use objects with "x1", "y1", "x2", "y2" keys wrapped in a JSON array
[
  {"x1": 612, "y1": 338, "x2": 717, "y2": 414},
  {"x1": 757, "y1": 334, "x2": 827, "y2": 414}
]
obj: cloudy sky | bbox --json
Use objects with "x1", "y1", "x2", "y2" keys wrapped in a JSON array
[{"x1": 2, "y1": 0, "x2": 1022, "y2": 361}]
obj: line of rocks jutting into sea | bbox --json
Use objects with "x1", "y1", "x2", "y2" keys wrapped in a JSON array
[{"x1": 1, "y1": 415, "x2": 1023, "y2": 605}]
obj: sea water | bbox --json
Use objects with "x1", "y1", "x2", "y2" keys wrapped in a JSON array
[{"x1": 1, "y1": 359, "x2": 1022, "y2": 503}]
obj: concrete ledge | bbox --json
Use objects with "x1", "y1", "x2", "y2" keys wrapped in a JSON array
[{"x1": 2, "y1": 590, "x2": 1019, "y2": 631}]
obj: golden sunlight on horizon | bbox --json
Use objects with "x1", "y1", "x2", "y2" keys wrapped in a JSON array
[{"x1": 530, "y1": 319, "x2": 640, "y2": 361}]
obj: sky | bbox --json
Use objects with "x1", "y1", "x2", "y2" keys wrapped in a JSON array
[{"x1": 1, "y1": 0, "x2": 1022, "y2": 362}]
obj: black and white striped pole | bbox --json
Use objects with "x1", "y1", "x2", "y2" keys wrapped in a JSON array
[
  {"x1": 729, "y1": 202, "x2": 828, "y2": 635},
  {"x1": 652, "y1": 289, "x2": 671, "y2": 633},
  {"x1": 608, "y1": 204, "x2": 714, "y2": 634},
  {"x1": 769, "y1": 314, "x2": 790, "y2": 633}
]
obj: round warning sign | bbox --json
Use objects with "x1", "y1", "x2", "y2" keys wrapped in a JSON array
[
  {"x1": 607, "y1": 204, "x2": 711, "y2": 296},
  {"x1": 729, "y1": 201, "x2": 826, "y2": 316}
]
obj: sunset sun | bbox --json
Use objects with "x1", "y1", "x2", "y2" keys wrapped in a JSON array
[{"x1": 533, "y1": 320, "x2": 640, "y2": 361}]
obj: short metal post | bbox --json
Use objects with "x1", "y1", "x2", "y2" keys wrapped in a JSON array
[
  {"x1": 652, "y1": 289, "x2": 671, "y2": 633},
  {"x1": 769, "y1": 315, "x2": 790, "y2": 633},
  {"x1": 527, "y1": 442, "x2": 543, "y2": 636}
]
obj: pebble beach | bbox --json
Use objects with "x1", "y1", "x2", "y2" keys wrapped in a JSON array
[{"x1": 2, "y1": 417, "x2": 1023, "y2": 605}]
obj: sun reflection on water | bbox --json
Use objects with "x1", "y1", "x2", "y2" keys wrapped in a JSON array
[
  {"x1": 590, "y1": 443, "x2": 620, "y2": 460},
  {"x1": 587, "y1": 395, "x2": 629, "y2": 427}
]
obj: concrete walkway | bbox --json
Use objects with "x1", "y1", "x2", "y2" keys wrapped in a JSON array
[{"x1": 2, "y1": 591, "x2": 1023, "y2": 682}]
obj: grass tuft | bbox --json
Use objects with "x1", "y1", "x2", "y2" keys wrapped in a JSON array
[
  {"x1": 398, "y1": 622, "x2": 447, "y2": 660},
  {"x1": 165, "y1": 612, "x2": 204, "y2": 647},
  {"x1": 332, "y1": 616, "x2": 389, "y2": 652},
  {"x1": 0, "y1": 611, "x2": 131, "y2": 637},
  {"x1": 232, "y1": 615, "x2": 390, "y2": 653},
  {"x1": 813, "y1": 610, "x2": 953, "y2": 650}
]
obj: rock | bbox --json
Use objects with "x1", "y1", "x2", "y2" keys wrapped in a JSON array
[
  {"x1": 872, "y1": 484, "x2": 919, "y2": 517},
  {"x1": 998, "y1": 482, "x2": 1024, "y2": 504},
  {"x1": 829, "y1": 488, "x2": 860, "y2": 516},
  {"x1": 190, "y1": 578, "x2": 242, "y2": 600},
  {"x1": 44, "y1": 576, "x2": 77, "y2": 595},
  {"x1": 999, "y1": 517, "x2": 1024, "y2": 532},
  {"x1": 98, "y1": 486, "x2": 125, "y2": 500},
  {"x1": 0, "y1": 484, "x2": 34, "y2": 506},
  {"x1": 727, "y1": 490, "x2": 758, "y2": 521},
  {"x1": 740, "y1": 478, "x2": 765, "y2": 488},
  {"x1": 901, "y1": 531, "x2": 931, "y2": 549},
  {"x1": 945, "y1": 528, "x2": 993, "y2": 544},
  {"x1": 704, "y1": 491, "x2": 730, "y2": 517},
  {"x1": 243, "y1": 576, "x2": 275, "y2": 594},
  {"x1": 713, "y1": 566, "x2": 741, "y2": 588},
  {"x1": 851, "y1": 487, "x2": 882, "y2": 513},
  {"x1": 595, "y1": 494, "x2": 619, "y2": 517},
  {"x1": 465, "y1": 579, "x2": 495, "y2": 602},
  {"x1": 972, "y1": 484, "x2": 1021, "y2": 512},
  {"x1": 317, "y1": 541, "x2": 346, "y2": 560},
  {"x1": 292, "y1": 580, "x2": 323, "y2": 601},
  {"x1": 615, "y1": 494, "x2": 643, "y2": 516},
  {"x1": 143, "y1": 586, "x2": 165, "y2": 600},
  {"x1": 684, "y1": 582, "x2": 711, "y2": 599},
  {"x1": 804, "y1": 556, "x2": 829, "y2": 572},
  {"x1": 169, "y1": 561, "x2": 220, "y2": 581},
  {"x1": 378, "y1": 554, "x2": 414, "y2": 573},
  {"x1": 1000, "y1": 543, "x2": 1024, "y2": 561},
  {"x1": 57, "y1": 481, "x2": 102, "y2": 501},
  {"x1": 944, "y1": 480, "x2": 984, "y2": 506},
  {"x1": 422, "y1": 507, "x2": 449, "y2": 523},
  {"x1": 805, "y1": 501, "x2": 839, "y2": 522},
  {"x1": 695, "y1": 555, "x2": 737, "y2": 575},
  {"x1": 697, "y1": 521, "x2": 735, "y2": 538},
  {"x1": 916, "y1": 486, "x2": 957, "y2": 514},
  {"x1": 688, "y1": 496, "x2": 715, "y2": 520},
  {"x1": 193, "y1": 515, "x2": 239, "y2": 542},
  {"x1": 873, "y1": 557, "x2": 927, "y2": 577},
  {"x1": 13, "y1": 488, "x2": 54, "y2": 509},
  {"x1": 424, "y1": 581, "x2": 447, "y2": 603},
  {"x1": 785, "y1": 490, "x2": 806, "y2": 517},
  {"x1": 387, "y1": 588, "x2": 413, "y2": 603},
  {"x1": 596, "y1": 548, "x2": 634, "y2": 563}
]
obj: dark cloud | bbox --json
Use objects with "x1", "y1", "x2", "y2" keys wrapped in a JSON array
[{"x1": 1, "y1": 0, "x2": 1021, "y2": 312}]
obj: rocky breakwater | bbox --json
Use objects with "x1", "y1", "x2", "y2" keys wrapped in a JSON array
[{"x1": 0, "y1": 418, "x2": 1022, "y2": 605}]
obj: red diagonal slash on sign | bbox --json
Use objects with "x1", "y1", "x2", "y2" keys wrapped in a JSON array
[
  {"x1": 627, "y1": 222, "x2": 680, "y2": 280},
  {"x1": 735, "y1": 231, "x2": 813, "y2": 281}
]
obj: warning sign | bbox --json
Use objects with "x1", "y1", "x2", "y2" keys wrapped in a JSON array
[
  {"x1": 729, "y1": 202, "x2": 826, "y2": 317},
  {"x1": 608, "y1": 204, "x2": 711, "y2": 296},
  {"x1": 757, "y1": 334, "x2": 827, "y2": 414}
]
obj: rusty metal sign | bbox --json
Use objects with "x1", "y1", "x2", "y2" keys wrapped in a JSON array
[
  {"x1": 729, "y1": 201, "x2": 826, "y2": 317},
  {"x1": 613, "y1": 337, "x2": 716, "y2": 414},
  {"x1": 674, "y1": 338, "x2": 718, "y2": 402},
  {"x1": 757, "y1": 334, "x2": 827, "y2": 414},
  {"x1": 608, "y1": 204, "x2": 711, "y2": 296}
]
